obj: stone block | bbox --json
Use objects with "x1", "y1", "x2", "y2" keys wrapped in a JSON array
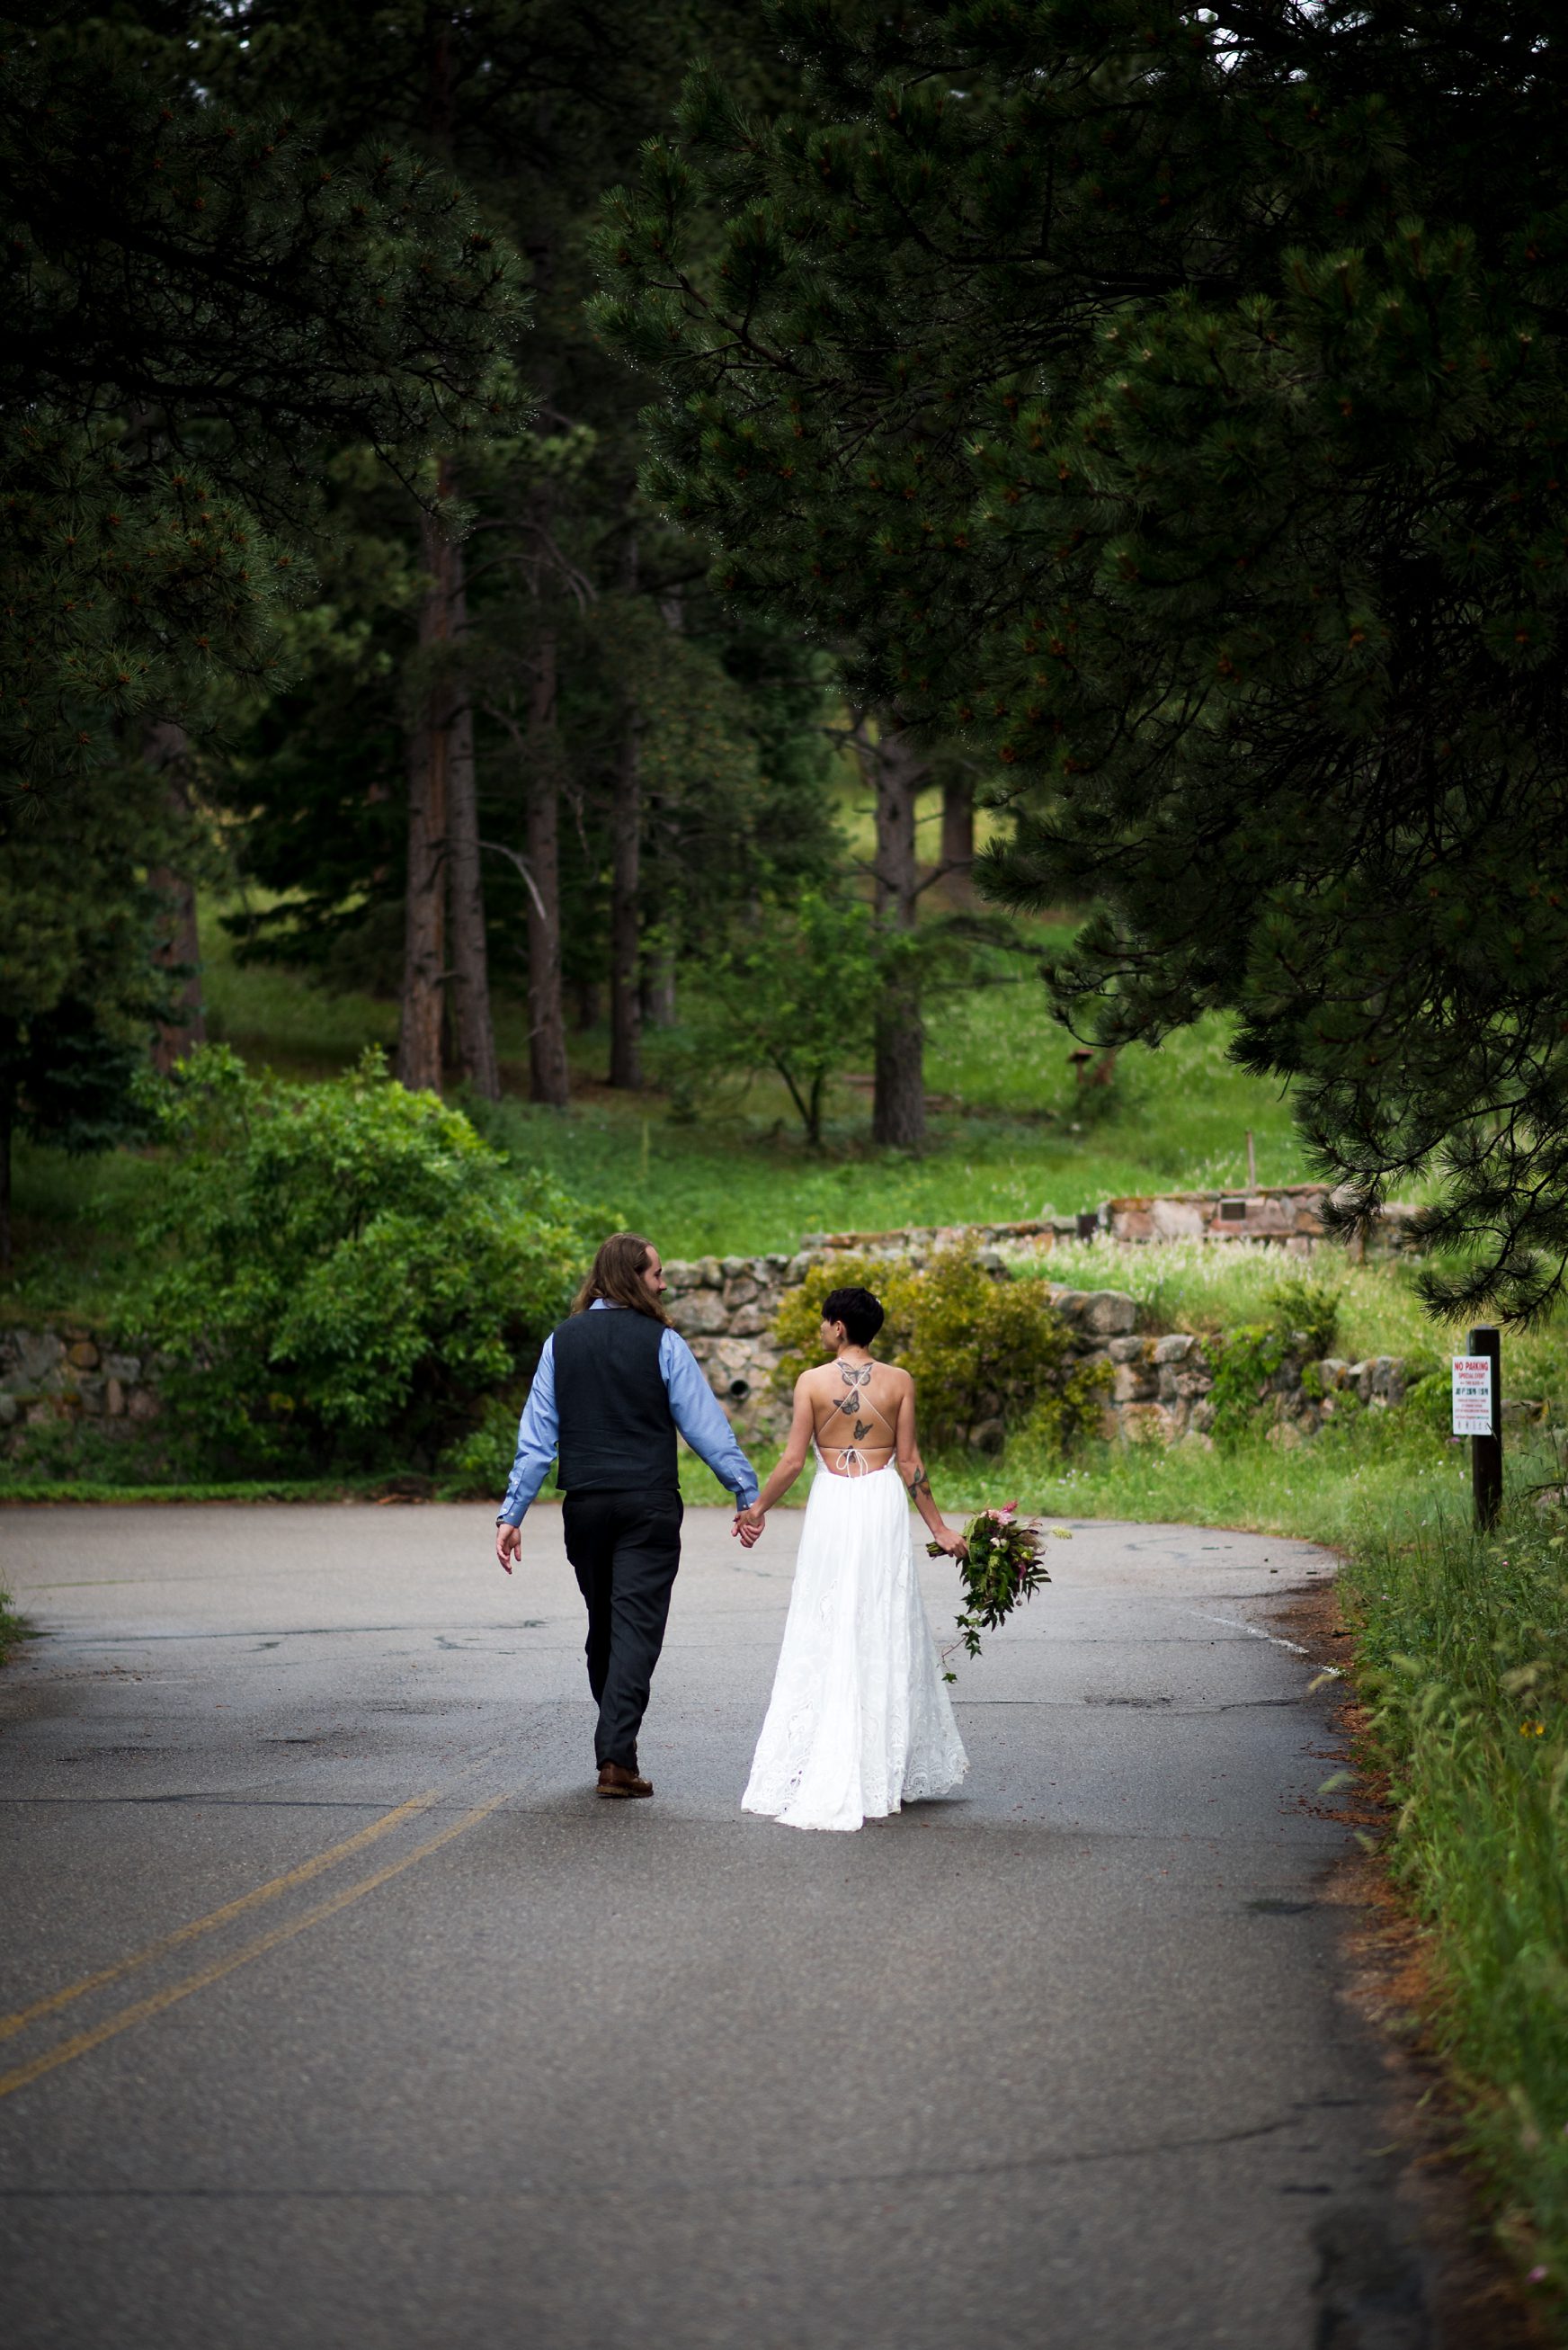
[
  {"x1": 1152, "y1": 1333, "x2": 1195, "y2": 1365},
  {"x1": 693, "y1": 1255, "x2": 724, "y2": 1289},
  {"x1": 1118, "y1": 1402, "x2": 1174, "y2": 1445},
  {"x1": 725, "y1": 1305, "x2": 769, "y2": 1338},
  {"x1": 67, "y1": 1339, "x2": 100, "y2": 1370},
  {"x1": 1048, "y1": 1290, "x2": 1088, "y2": 1319},
  {"x1": 105, "y1": 1378, "x2": 127, "y2": 1418},
  {"x1": 1368, "y1": 1356, "x2": 1406, "y2": 1405},
  {"x1": 1266, "y1": 1420, "x2": 1305, "y2": 1450},
  {"x1": 1079, "y1": 1291, "x2": 1137, "y2": 1337},
  {"x1": 7, "y1": 1330, "x2": 63, "y2": 1386},
  {"x1": 1315, "y1": 1358, "x2": 1350, "y2": 1390},
  {"x1": 1159, "y1": 1363, "x2": 1213, "y2": 1402},
  {"x1": 1108, "y1": 1336, "x2": 1147, "y2": 1364},
  {"x1": 1113, "y1": 1362, "x2": 1159, "y2": 1404},
  {"x1": 76, "y1": 1376, "x2": 105, "y2": 1416},
  {"x1": 128, "y1": 1389, "x2": 161, "y2": 1423},
  {"x1": 102, "y1": 1353, "x2": 143, "y2": 1385},
  {"x1": 0, "y1": 1395, "x2": 16, "y2": 1427},
  {"x1": 721, "y1": 1274, "x2": 762, "y2": 1309},
  {"x1": 1189, "y1": 1400, "x2": 1216, "y2": 1435},
  {"x1": 667, "y1": 1291, "x2": 730, "y2": 1338},
  {"x1": 1150, "y1": 1198, "x2": 1207, "y2": 1240}
]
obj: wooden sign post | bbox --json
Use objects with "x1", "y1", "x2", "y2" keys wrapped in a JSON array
[{"x1": 1453, "y1": 1327, "x2": 1502, "y2": 1532}]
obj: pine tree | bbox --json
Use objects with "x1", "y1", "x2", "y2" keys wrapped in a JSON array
[
  {"x1": 597, "y1": 2, "x2": 1568, "y2": 1318},
  {"x1": 2, "y1": 7, "x2": 529, "y2": 799},
  {"x1": 214, "y1": 0, "x2": 842, "y2": 1102},
  {"x1": 0, "y1": 764, "x2": 192, "y2": 1271}
]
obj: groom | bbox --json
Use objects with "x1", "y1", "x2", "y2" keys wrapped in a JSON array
[{"x1": 496, "y1": 1232, "x2": 761, "y2": 1799}]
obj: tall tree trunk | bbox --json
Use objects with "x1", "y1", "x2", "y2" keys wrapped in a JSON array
[
  {"x1": 0, "y1": 1078, "x2": 12, "y2": 1277},
  {"x1": 445, "y1": 553, "x2": 499, "y2": 1099},
  {"x1": 640, "y1": 952, "x2": 677, "y2": 1031},
  {"x1": 146, "y1": 721, "x2": 206, "y2": 1075},
  {"x1": 868, "y1": 715, "x2": 927, "y2": 1150},
  {"x1": 941, "y1": 770, "x2": 975, "y2": 896},
  {"x1": 608, "y1": 703, "x2": 643, "y2": 1089},
  {"x1": 396, "y1": 493, "x2": 451, "y2": 1094},
  {"x1": 525, "y1": 622, "x2": 571, "y2": 1108},
  {"x1": 608, "y1": 536, "x2": 643, "y2": 1090}
]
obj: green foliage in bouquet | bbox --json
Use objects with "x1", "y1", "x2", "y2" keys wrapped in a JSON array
[
  {"x1": 929, "y1": 1503, "x2": 1052, "y2": 1666},
  {"x1": 773, "y1": 1248, "x2": 1107, "y2": 1453},
  {"x1": 129, "y1": 1049, "x2": 589, "y2": 1474}
]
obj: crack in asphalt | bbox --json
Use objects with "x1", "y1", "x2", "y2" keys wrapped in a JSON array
[{"x1": 0, "y1": 2100, "x2": 1375, "y2": 2203}]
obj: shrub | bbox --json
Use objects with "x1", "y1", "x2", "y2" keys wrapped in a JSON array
[
  {"x1": 773, "y1": 1247, "x2": 1107, "y2": 1453},
  {"x1": 129, "y1": 1048, "x2": 589, "y2": 1473},
  {"x1": 1209, "y1": 1272, "x2": 1345, "y2": 1443}
]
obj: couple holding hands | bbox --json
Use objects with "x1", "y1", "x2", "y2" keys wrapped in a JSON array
[{"x1": 495, "y1": 1232, "x2": 968, "y2": 1834}]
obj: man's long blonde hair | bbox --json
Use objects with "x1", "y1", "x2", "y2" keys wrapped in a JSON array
[{"x1": 571, "y1": 1231, "x2": 670, "y2": 1323}]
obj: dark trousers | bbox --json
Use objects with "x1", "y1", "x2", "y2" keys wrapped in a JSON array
[{"x1": 561, "y1": 1486, "x2": 683, "y2": 1770}]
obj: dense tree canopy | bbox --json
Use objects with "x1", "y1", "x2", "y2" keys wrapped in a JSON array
[
  {"x1": 596, "y1": 1, "x2": 1568, "y2": 1318},
  {"x1": 1, "y1": 4, "x2": 529, "y2": 794}
]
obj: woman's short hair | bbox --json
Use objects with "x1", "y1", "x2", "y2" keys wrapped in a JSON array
[
  {"x1": 821, "y1": 1285, "x2": 885, "y2": 1347},
  {"x1": 572, "y1": 1231, "x2": 669, "y2": 1322}
]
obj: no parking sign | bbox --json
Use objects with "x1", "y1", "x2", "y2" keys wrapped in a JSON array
[{"x1": 1451, "y1": 1354, "x2": 1493, "y2": 1436}]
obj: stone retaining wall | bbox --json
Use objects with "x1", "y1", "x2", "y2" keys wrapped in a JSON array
[
  {"x1": 0, "y1": 1327, "x2": 163, "y2": 1447},
  {"x1": 659, "y1": 1252, "x2": 1410, "y2": 1449}
]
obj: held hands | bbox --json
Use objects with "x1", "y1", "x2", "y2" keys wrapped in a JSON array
[
  {"x1": 732, "y1": 1505, "x2": 766, "y2": 1550},
  {"x1": 496, "y1": 1523, "x2": 521, "y2": 1574}
]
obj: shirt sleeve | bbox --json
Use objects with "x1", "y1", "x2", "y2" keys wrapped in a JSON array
[
  {"x1": 497, "y1": 1336, "x2": 558, "y2": 1526},
  {"x1": 660, "y1": 1327, "x2": 760, "y2": 1506}
]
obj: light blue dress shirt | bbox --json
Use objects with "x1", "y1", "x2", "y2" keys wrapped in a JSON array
[{"x1": 497, "y1": 1299, "x2": 760, "y2": 1525}]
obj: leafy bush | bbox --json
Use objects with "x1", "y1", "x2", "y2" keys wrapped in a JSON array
[
  {"x1": 1208, "y1": 1272, "x2": 1345, "y2": 1443},
  {"x1": 129, "y1": 1049, "x2": 589, "y2": 1473},
  {"x1": 773, "y1": 1247, "x2": 1107, "y2": 1453}
]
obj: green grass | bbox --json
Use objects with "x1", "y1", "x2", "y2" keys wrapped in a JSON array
[
  {"x1": 0, "y1": 1585, "x2": 34, "y2": 1662},
  {"x1": 1340, "y1": 1482, "x2": 1568, "y2": 2326},
  {"x1": 469, "y1": 1001, "x2": 1315, "y2": 1263}
]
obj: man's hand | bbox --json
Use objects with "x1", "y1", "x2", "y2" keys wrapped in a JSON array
[
  {"x1": 496, "y1": 1522, "x2": 522, "y2": 1574},
  {"x1": 732, "y1": 1505, "x2": 765, "y2": 1550}
]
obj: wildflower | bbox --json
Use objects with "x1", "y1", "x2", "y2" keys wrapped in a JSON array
[{"x1": 1520, "y1": 1720, "x2": 1546, "y2": 1738}]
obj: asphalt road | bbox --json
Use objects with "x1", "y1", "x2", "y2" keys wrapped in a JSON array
[{"x1": 0, "y1": 1501, "x2": 1431, "y2": 2349}]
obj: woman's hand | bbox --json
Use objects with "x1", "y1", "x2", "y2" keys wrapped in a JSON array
[
  {"x1": 931, "y1": 1523, "x2": 969, "y2": 1562},
  {"x1": 732, "y1": 1506, "x2": 766, "y2": 1550}
]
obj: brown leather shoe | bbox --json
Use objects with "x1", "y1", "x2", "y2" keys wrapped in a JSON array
[{"x1": 597, "y1": 1761, "x2": 654, "y2": 1800}]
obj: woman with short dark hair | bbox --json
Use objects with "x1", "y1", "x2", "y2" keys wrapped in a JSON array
[{"x1": 735, "y1": 1282, "x2": 969, "y2": 1831}]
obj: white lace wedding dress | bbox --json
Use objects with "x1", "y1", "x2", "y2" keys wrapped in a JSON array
[{"x1": 742, "y1": 1447, "x2": 969, "y2": 1833}]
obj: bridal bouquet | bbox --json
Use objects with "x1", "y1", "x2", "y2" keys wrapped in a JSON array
[{"x1": 928, "y1": 1502, "x2": 1051, "y2": 1662}]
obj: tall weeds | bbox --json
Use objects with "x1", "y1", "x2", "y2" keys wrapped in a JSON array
[{"x1": 1343, "y1": 1494, "x2": 1568, "y2": 2302}]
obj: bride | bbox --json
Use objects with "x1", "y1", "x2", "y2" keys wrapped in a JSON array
[{"x1": 733, "y1": 1283, "x2": 970, "y2": 1832}]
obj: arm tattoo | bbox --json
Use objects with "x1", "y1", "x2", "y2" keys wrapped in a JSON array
[{"x1": 905, "y1": 1467, "x2": 931, "y2": 1498}]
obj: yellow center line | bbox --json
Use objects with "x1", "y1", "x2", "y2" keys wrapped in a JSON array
[
  {"x1": 0, "y1": 1785, "x2": 450, "y2": 2046},
  {"x1": 0, "y1": 1792, "x2": 509, "y2": 2104}
]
